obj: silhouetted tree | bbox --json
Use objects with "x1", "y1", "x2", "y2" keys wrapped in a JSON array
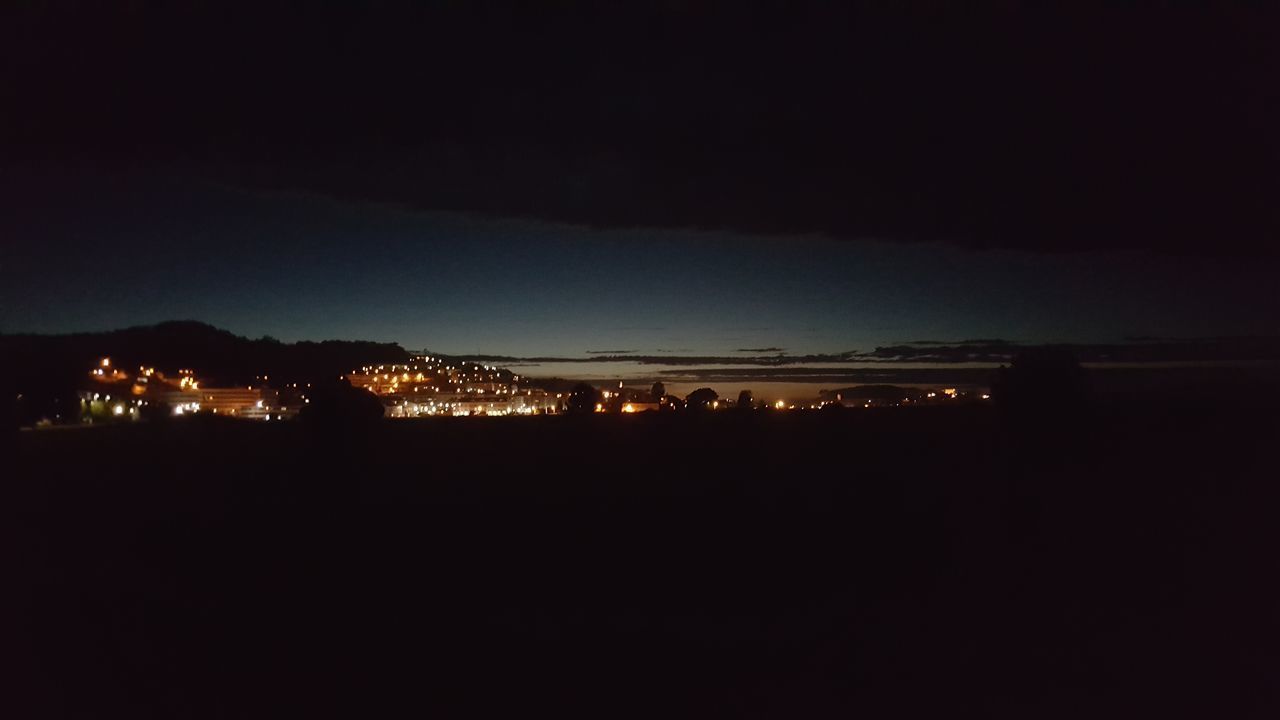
[
  {"x1": 650, "y1": 382, "x2": 665, "y2": 403},
  {"x1": 736, "y1": 389, "x2": 754, "y2": 410},
  {"x1": 298, "y1": 378, "x2": 385, "y2": 427},
  {"x1": 566, "y1": 383, "x2": 600, "y2": 414},
  {"x1": 685, "y1": 387, "x2": 719, "y2": 411}
]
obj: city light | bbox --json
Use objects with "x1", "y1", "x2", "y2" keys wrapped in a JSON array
[{"x1": 69, "y1": 351, "x2": 963, "y2": 424}]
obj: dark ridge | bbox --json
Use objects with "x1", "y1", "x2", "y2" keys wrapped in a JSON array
[{"x1": 2, "y1": 322, "x2": 410, "y2": 423}]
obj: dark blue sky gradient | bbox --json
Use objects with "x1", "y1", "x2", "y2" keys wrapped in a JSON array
[{"x1": 4, "y1": 177, "x2": 1276, "y2": 357}]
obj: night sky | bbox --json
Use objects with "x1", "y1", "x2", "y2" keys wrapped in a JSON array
[{"x1": 4, "y1": 2, "x2": 1277, "y2": 360}]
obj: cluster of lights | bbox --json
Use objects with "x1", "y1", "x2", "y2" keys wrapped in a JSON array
[
  {"x1": 85, "y1": 353, "x2": 998, "y2": 424},
  {"x1": 92, "y1": 358, "x2": 129, "y2": 380},
  {"x1": 82, "y1": 358, "x2": 308, "y2": 422},
  {"x1": 345, "y1": 354, "x2": 543, "y2": 416},
  {"x1": 172, "y1": 402, "x2": 201, "y2": 415}
]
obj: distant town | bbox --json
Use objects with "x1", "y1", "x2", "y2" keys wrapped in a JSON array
[
  {"x1": 14, "y1": 321, "x2": 1273, "y2": 430},
  {"x1": 68, "y1": 351, "x2": 990, "y2": 427}
]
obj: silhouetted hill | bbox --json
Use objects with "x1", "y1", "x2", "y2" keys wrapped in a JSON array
[{"x1": 2, "y1": 321, "x2": 410, "y2": 424}]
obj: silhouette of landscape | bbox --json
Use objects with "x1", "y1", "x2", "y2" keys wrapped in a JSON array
[
  {"x1": 8, "y1": 328, "x2": 1280, "y2": 715},
  {"x1": 7, "y1": 2, "x2": 1280, "y2": 717}
]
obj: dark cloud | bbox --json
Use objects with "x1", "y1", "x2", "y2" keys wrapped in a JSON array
[
  {"x1": 455, "y1": 352, "x2": 860, "y2": 367},
  {"x1": 658, "y1": 365, "x2": 1278, "y2": 393},
  {"x1": 459, "y1": 336, "x2": 1280, "y2": 368},
  {"x1": 656, "y1": 368, "x2": 1000, "y2": 386},
  {"x1": 586, "y1": 350, "x2": 635, "y2": 355},
  {"x1": 857, "y1": 337, "x2": 1280, "y2": 364},
  {"x1": 6, "y1": 2, "x2": 1276, "y2": 256},
  {"x1": 737, "y1": 347, "x2": 785, "y2": 353}
]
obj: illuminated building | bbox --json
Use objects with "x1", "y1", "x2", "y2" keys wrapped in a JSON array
[
  {"x1": 78, "y1": 360, "x2": 296, "y2": 422},
  {"x1": 197, "y1": 388, "x2": 281, "y2": 418}
]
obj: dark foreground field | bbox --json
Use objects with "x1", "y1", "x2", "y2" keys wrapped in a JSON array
[{"x1": 8, "y1": 404, "x2": 1280, "y2": 717}]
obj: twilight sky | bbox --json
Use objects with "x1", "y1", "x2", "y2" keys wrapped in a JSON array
[
  {"x1": 3, "y1": 175, "x2": 1276, "y2": 358},
  {"x1": 3, "y1": 2, "x2": 1278, "y2": 359}
]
